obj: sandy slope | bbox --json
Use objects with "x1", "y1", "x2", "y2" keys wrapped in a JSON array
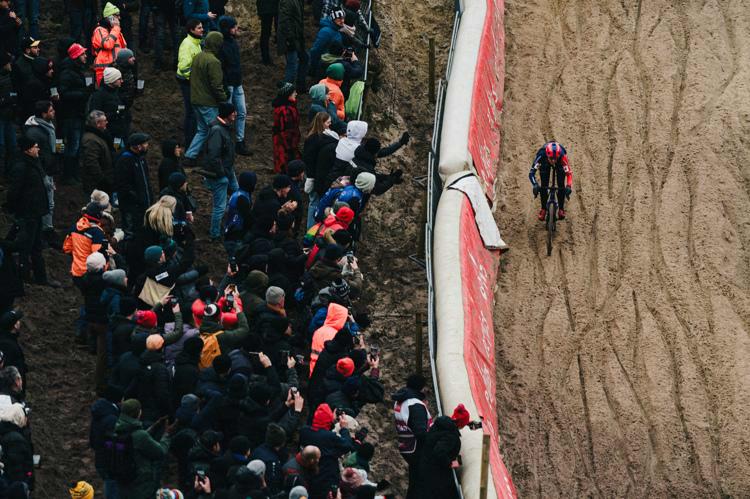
[{"x1": 494, "y1": 0, "x2": 750, "y2": 496}]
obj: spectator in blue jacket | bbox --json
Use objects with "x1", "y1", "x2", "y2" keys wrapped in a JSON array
[
  {"x1": 183, "y1": 0, "x2": 218, "y2": 30},
  {"x1": 308, "y1": 10, "x2": 345, "y2": 79},
  {"x1": 218, "y1": 16, "x2": 250, "y2": 156}
]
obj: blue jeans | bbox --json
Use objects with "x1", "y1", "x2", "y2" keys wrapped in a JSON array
[
  {"x1": 61, "y1": 117, "x2": 83, "y2": 179},
  {"x1": 15, "y1": 0, "x2": 40, "y2": 39},
  {"x1": 177, "y1": 78, "x2": 196, "y2": 146},
  {"x1": 227, "y1": 168, "x2": 239, "y2": 193},
  {"x1": 203, "y1": 176, "x2": 229, "y2": 238},
  {"x1": 186, "y1": 105, "x2": 218, "y2": 159},
  {"x1": 226, "y1": 85, "x2": 246, "y2": 142},
  {"x1": 284, "y1": 50, "x2": 309, "y2": 90},
  {"x1": 0, "y1": 119, "x2": 17, "y2": 160},
  {"x1": 307, "y1": 190, "x2": 319, "y2": 229}
]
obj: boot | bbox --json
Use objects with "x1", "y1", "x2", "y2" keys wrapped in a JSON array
[{"x1": 235, "y1": 141, "x2": 251, "y2": 156}]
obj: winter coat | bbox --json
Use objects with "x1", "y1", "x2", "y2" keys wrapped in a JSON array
[
  {"x1": 0, "y1": 421, "x2": 33, "y2": 489},
  {"x1": 272, "y1": 96, "x2": 301, "y2": 173},
  {"x1": 129, "y1": 350, "x2": 172, "y2": 422},
  {"x1": 256, "y1": 0, "x2": 278, "y2": 16},
  {"x1": 299, "y1": 405, "x2": 354, "y2": 492},
  {"x1": 0, "y1": 66, "x2": 14, "y2": 122},
  {"x1": 302, "y1": 132, "x2": 336, "y2": 180},
  {"x1": 251, "y1": 443, "x2": 287, "y2": 493},
  {"x1": 18, "y1": 59, "x2": 53, "y2": 123},
  {"x1": 176, "y1": 34, "x2": 202, "y2": 80},
  {"x1": 190, "y1": 32, "x2": 227, "y2": 107},
  {"x1": 255, "y1": 305, "x2": 290, "y2": 362},
  {"x1": 199, "y1": 312, "x2": 251, "y2": 359},
  {"x1": 88, "y1": 84, "x2": 130, "y2": 139},
  {"x1": 277, "y1": 0, "x2": 305, "y2": 55},
  {"x1": 110, "y1": 334, "x2": 148, "y2": 391},
  {"x1": 318, "y1": 76, "x2": 345, "y2": 119},
  {"x1": 309, "y1": 303, "x2": 347, "y2": 374},
  {"x1": 4, "y1": 154, "x2": 48, "y2": 219},
  {"x1": 414, "y1": 416, "x2": 462, "y2": 499},
  {"x1": 172, "y1": 350, "x2": 200, "y2": 408},
  {"x1": 308, "y1": 18, "x2": 343, "y2": 77},
  {"x1": 114, "y1": 149, "x2": 153, "y2": 215},
  {"x1": 91, "y1": 20, "x2": 128, "y2": 85},
  {"x1": 313, "y1": 139, "x2": 339, "y2": 195},
  {"x1": 113, "y1": 414, "x2": 172, "y2": 499},
  {"x1": 23, "y1": 116, "x2": 57, "y2": 176},
  {"x1": 0, "y1": 332, "x2": 27, "y2": 379},
  {"x1": 89, "y1": 398, "x2": 120, "y2": 473},
  {"x1": 80, "y1": 270, "x2": 109, "y2": 324},
  {"x1": 202, "y1": 118, "x2": 234, "y2": 178},
  {"x1": 62, "y1": 216, "x2": 107, "y2": 277},
  {"x1": 0, "y1": 8, "x2": 19, "y2": 56},
  {"x1": 80, "y1": 125, "x2": 115, "y2": 194},
  {"x1": 57, "y1": 58, "x2": 90, "y2": 119},
  {"x1": 157, "y1": 139, "x2": 185, "y2": 191},
  {"x1": 183, "y1": 0, "x2": 213, "y2": 27},
  {"x1": 218, "y1": 27, "x2": 242, "y2": 86}
]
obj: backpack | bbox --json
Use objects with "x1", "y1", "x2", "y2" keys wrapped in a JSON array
[
  {"x1": 345, "y1": 80, "x2": 365, "y2": 119},
  {"x1": 101, "y1": 432, "x2": 137, "y2": 483},
  {"x1": 199, "y1": 330, "x2": 225, "y2": 369}
]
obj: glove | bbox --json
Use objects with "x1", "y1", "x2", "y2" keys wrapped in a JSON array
[
  {"x1": 565, "y1": 186, "x2": 572, "y2": 199},
  {"x1": 304, "y1": 177, "x2": 315, "y2": 194},
  {"x1": 399, "y1": 131, "x2": 411, "y2": 145},
  {"x1": 532, "y1": 185, "x2": 539, "y2": 198}
]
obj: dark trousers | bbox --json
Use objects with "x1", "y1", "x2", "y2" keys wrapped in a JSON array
[
  {"x1": 154, "y1": 11, "x2": 179, "y2": 66},
  {"x1": 90, "y1": 322, "x2": 108, "y2": 394},
  {"x1": 259, "y1": 14, "x2": 276, "y2": 63},
  {"x1": 403, "y1": 451, "x2": 421, "y2": 499},
  {"x1": 177, "y1": 78, "x2": 196, "y2": 146},
  {"x1": 539, "y1": 163, "x2": 567, "y2": 211},
  {"x1": 14, "y1": 216, "x2": 47, "y2": 283}
]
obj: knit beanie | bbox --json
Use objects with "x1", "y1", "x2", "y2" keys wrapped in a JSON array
[
  {"x1": 336, "y1": 357, "x2": 355, "y2": 377},
  {"x1": 180, "y1": 393, "x2": 200, "y2": 412},
  {"x1": 146, "y1": 334, "x2": 165, "y2": 351},
  {"x1": 17, "y1": 136, "x2": 36, "y2": 152},
  {"x1": 120, "y1": 398, "x2": 141, "y2": 418},
  {"x1": 103, "y1": 67, "x2": 122, "y2": 85},
  {"x1": 336, "y1": 206, "x2": 355, "y2": 224},
  {"x1": 144, "y1": 245, "x2": 164, "y2": 265},
  {"x1": 128, "y1": 132, "x2": 150, "y2": 147},
  {"x1": 451, "y1": 403, "x2": 471, "y2": 429},
  {"x1": 115, "y1": 48, "x2": 134, "y2": 65},
  {"x1": 168, "y1": 171, "x2": 187, "y2": 189},
  {"x1": 102, "y1": 269, "x2": 127, "y2": 287},
  {"x1": 67, "y1": 43, "x2": 86, "y2": 60},
  {"x1": 218, "y1": 102, "x2": 236, "y2": 118},
  {"x1": 239, "y1": 171, "x2": 257, "y2": 192},
  {"x1": 326, "y1": 63, "x2": 345, "y2": 81},
  {"x1": 85, "y1": 251, "x2": 107, "y2": 272},
  {"x1": 102, "y1": 1, "x2": 120, "y2": 16},
  {"x1": 246, "y1": 460, "x2": 266, "y2": 477},
  {"x1": 309, "y1": 83, "x2": 327, "y2": 102},
  {"x1": 265, "y1": 423, "x2": 287, "y2": 448},
  {"x1": 69, "y1": 481, "x2": 94, "y2": 499},
  {"x1": 331, "y1": 9, "x2": 346, "y2": 20},
  {"x1": 354, "y1": 172, "x2": 376, "y2": 193},
  {"x1": 83, "y1": 202, "x2": 103, "y2": 221},
  {"x1": 273, "y1": 174, "x2": 292, "y2": 189},
  {"x1": 90, "y1": 189, "x2": 111, "y2": 210},
  {"x1": 277, "y1": 81, "x2": 295, "y2": 99},
  {"x1": 136, "y1": 310, "x2": 158, "y2": 329},
  {"x1": 155, "y1": 489, "x2": 184, "y2": 499},
  {"x1": 289, "y1": 486, "x2": 309, "y2": 499},
  {"x1": 265, "y1": 286, "x2": 285, "y2": 305}
]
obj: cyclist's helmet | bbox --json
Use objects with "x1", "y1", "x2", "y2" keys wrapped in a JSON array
[{"x1": 545, "y1": 142, "x2": 562, "y2": 162}]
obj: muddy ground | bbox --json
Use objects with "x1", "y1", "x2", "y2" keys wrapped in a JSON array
[
  {"x1": 495, "y1": 0, "x2": 750, "y2": 496},
  {"x1": 0, "y1": 0, "x2": 453, "y2": 494}
]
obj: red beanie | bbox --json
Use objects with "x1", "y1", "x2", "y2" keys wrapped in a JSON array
[
  {"x1": 221, "y1": 312, "x2": 238, "y2": 329},
  {"x1": 312, "y1": 403, "x2": 335, "y2": 430},
  {"x1": 135, "y1": 310, "x2": 157, "y2": 329},
  {"x1": 336, "y1": 357, "x2": 355, "y2": 377},
  {"x1": 336, "y1": 207, "x2": 355, "y2": 225},
  {"x1": 451, "y1": 403, "x2": 471, "y2": 429},
  {"x1": 191, "y1": 299, "x2": 205, "y2": 327}
]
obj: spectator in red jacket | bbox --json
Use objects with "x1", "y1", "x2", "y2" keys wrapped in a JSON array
[{"x1": 272, "y1": 82, "x2": 301, "y2": 174}]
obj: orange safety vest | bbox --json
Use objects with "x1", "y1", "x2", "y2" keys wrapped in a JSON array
[{"x1": 91, "y1": 24, "x2": 127, "y2": 84}]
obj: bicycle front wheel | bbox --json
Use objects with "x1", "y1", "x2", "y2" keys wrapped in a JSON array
[{"x1": 546, "y1": 209, "x2": 554, "y2": 256}]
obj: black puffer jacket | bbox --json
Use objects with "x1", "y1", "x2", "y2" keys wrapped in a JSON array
[
  {"x1": 57, "y1": 58, "x2": 90, "y2": 119},
  {"x1": 130, "y1": 349, "x2": 172, "y2": 422},
  {"x1": 0, "y1": 421, "x2": 33, "y2": 489},
  {"x1": 5, "y1": 154, "x2": 49, "y2": 218},
  {"x1": 88, "y1": 85, "x2": 130, "y2": 140},
  {"x1": 114, "y1": 148, "x2": 154, "y2": 214},
  {"x1": 219, "y1": 19, "x2": 242, "y2": 86},
  {"x1": 414, "y1": 416, "x2": 462, "y2": 499}
]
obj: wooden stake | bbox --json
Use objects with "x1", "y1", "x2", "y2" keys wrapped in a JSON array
[
  {"x1": 479, "y1": 433, "x2": 490, "y2": 499},
  {"x1": 429, "y1": 38, "x2": 436, "y2": 104}
]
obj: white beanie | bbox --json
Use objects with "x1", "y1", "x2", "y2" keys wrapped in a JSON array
[
  {"x1": 354, "y1": 172, "x2": 376, "y2": 193},
  {"x1": 86, "y1": 251, "x2": 107, "y2": 272},
  {"x1": 103, "y1": 67, "x2": 122, "y2": 85}
]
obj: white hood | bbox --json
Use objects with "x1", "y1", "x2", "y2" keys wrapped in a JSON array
[{"x1": 335, "y1": 120, "x2": 368, "y2": 162}]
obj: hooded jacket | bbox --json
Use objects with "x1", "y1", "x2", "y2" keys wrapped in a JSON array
[
  {"x1": 114, "y1": 148, "x2": 153, "y2": 214},
  {"x1": 91, "y1": 19, "x2": 128, "y2": 85},
  {"x1": 114, "y1": 413, "x2": 172, "y2": 499},
  {"x1": 318, "y1": 76, "x2": 345, "y2": 119},
  {"x1": 88, "y1": 83, "x2": 130, "y2": 139},
  {"x1": 299, "y1": 403, "x2": 354, "y2": 492},
  {"x1": 23, "y1": 115, "x2": 57, "y2": 175},
  {"x1": 309, "y1": 303, "x2": 348, "y2": 375},
  {"x1": 89, "y1": 398, "x2": 120, "y2": 472},
  {"x1": 219, "y1": 17, "x2": 242, "y2": 86},
  {"x1": 81, "y1": 125, "x2": 115, "y2": 193},
  {"x1": 203, "y1": 117, "x2": 235, "y2": 178},
  {"x1": 62, "y1": 216, "x2": 107, "y2": 277},
  {"x1": 176, "y1": 33, "x2": 202, "y2": 80},
  {"x1": 308, "y1": 17, "x2": 343, "y2": 77},
  {"x1": 414, "y1": 416, "x2": 462, "y2": 499},
  {"x1": 157, "y1": 138, "x2": 184, "y2": 191},
  {"x1": 190, "y1": 32, "x2": 228, "y2": 107},
  {"x1": 334, "y1": 120, "x2": 367, "y2": 162}
]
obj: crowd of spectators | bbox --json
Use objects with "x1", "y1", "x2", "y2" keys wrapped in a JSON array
[{"x1": 0, "y1": 0, "x2": 474, "y2": 497}]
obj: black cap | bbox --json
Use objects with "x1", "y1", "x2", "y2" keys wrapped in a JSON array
[
  {"x1": 0, "y1": 310, "x2": 23, "y2": 331},
  {"x1": 21, "y1": 36, "x2": 40, "y2": 50},
  {"x1": 127, "y1": 132, "x2": 150, "y2": 147},
  {"x1": 272, "y1": 174, "x2": 292, "y2": 190},
  {"x1": 17, "y1": 135, "x2": 37, "y2": 152}
]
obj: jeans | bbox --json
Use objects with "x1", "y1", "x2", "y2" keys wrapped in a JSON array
[
  {"x1": 41, "y1": 175, "x2": 54, "y2": 230},
  {"x1": 306, "y1": 190, "x2": 319, "y2": 229},
  {"x1": 0, "y1": 119, "x2": 17, "y2": 162},
  {"x1": 259, "y1": 14, "x2": 276, "y2": 63},
  {"x1": 155, "y1": 11, "x2": 178, "y2": 66},
  {"x1": 96, "y1": 465, "x2": 120, "y2": 499},
  {"x1": 204, "y1": 176, "x2": 229, "y2": 238},
  {"x1": 69, "y1": 6, "x2": 94, "y2": 44},
  {"x1": 227, "y1": 167, "x2": 239, "y2": 193},
  {"x1": 185, "y1": 105, "x2": 218, "y2": 159},
  {"x1": 14, "y1": 0, "x2": 40, "y2": 39},
  {"x1": 61, "y1": 117, "x2": 83, "y2": 180},
  {"x1": 284, "y1": 49, "x2": 309, "y2": 90},
  {"x1": 177, "y1": 78, "x2": 196, "y2": 146},
  {"x1": 226, "y1": 85, "x2": 246, "y2": 142}
]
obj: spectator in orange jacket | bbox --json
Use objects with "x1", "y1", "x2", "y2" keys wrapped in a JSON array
[
  {"x1": 91, "y1": 2, "x2": 127, "y2": 85},
  {"x1": 318, "y1": 63, "x2": 345, "y2": 120},
  {"x1": 62, "y1": 203, "x2": 108, "y2": 284},
  {"x1": 309, "y1": 302, "x2": 348, "y2": 375}
]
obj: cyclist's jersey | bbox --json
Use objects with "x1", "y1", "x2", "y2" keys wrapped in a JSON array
[{"x1": 529, "y1": 143, "x2": 573, "y2": 187}]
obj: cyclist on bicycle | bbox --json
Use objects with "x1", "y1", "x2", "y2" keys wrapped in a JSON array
[{"x1": 529, "y1": 141, "x2": 573, "y2": 220}]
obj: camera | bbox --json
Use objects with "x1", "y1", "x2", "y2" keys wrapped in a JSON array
[
  {"x1": 345, "y1": 251, "x2": 355, "y2": 264},
  {"x1": 229, "y1": 256, "x2": 239, "y2": 273},
  {"x1": 170, "y1": 297, "x2": 179, "y2": 306},
  {"x1": 294, "y1": 354, "x2": 305, "y2": 365},
  {"x1": 369, "y1": 344, "x2": 380, "y2": 357},
  {"x1": 223, "y1": 293, "x2": 235, "y2": 312}
]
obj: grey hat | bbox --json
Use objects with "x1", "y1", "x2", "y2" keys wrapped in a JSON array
[
  {"x1": 289, "y1": 486, "x2": 309, "y2": 499},
  {"x1": 265, "y1": 286, "x2": 285, "y2": 305},
  {"x1": 102, "y1": 269, "x2": 127, "y2": 287},
  {"x1": 246, "y1": 459, "x2": 266, "y2": 477}
]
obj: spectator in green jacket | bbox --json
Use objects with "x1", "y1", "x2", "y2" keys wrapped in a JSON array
[
  {"x1": 176, "y1": 19, "x2": 204, "y2": 147},
  {"x1": 184, "y1": 30, "x2": 227, "y2": 164}
]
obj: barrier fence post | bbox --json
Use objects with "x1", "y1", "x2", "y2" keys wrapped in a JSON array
[
  {"x1": 479, "y1": 433, "x2": 490, "y2": 499},
  {"x1": 415, "y1": 312, "x2": 423, "y2": 373},
  {"x1": 429, "y1": 37, "x2": 436, "y2": 104}
]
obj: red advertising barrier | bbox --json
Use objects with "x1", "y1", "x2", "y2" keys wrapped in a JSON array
[
  {"x1": 460, "y1": 198, "x2": 516, "y2": 498},
  {"x1": 468, "y1": 0, "x2": 505, "y2": 202}
]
